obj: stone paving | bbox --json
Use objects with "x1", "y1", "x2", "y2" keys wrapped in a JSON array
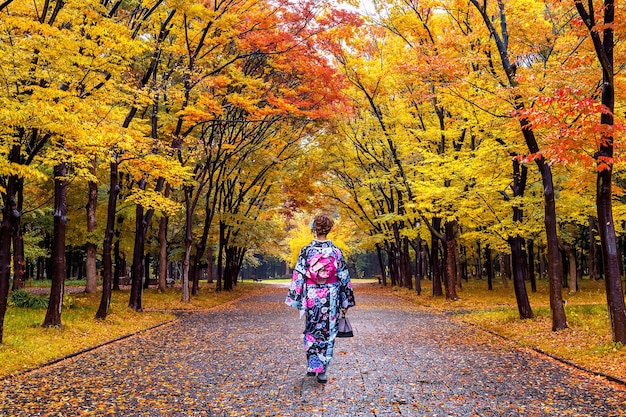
[{"x1": 1, "y1": 283, "x2": 625, "y2": 416}]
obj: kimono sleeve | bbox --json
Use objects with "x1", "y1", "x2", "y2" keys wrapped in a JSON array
[
  {"x1": 335, "y1": 248, "x2": 356, "y2": 309},
  {"x1": 285, "y1": 247, "x2": 308, "y2": 312}
]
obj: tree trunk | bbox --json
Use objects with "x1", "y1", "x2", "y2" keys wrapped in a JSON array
[
  {"x1": 11, "y1": 177, "x2": 25, "y2": 291},
  {"x1": 96, "y1": 161, "x2": 119, "y2": 319},
  {"x1": 157, "y1": 213, "x2": 168, "y2": 292},
  {"x1": 536, "y1": 159, "x2": 567, "y2": 330},
  {"x1": 376, "y1": 244, "x2": 386, "y2": 286},
  {"x1": 485, "y1": 245, "x2": 494, "y2": 291},
  {"x1": 476, "y1": 240, "x2": 483, "y2": 280},
  {"x1": 414, "y1": 237, "x2": 423, "y2": 295},
  {"x1": 206, "y1": 245, "x2": 214, "y2": 284},
  {"x1": 181, "y1": 186, "x2": 193, "y2": 302},
  {"x1": 588, "y1": 216, "x2": 600, "y2": 280},
  {"x1": 499, "y1": 253, "x2": 509, "y2": 288},
  {"x1": 575, "y1": 0, "x2": 626, "y2": 345},
  {"x1": 528, "y1": 239, "x2": 537, "y2": 292},
  {"x1": 444, "y1": 221, "x2": 459, "y2": 300},
  {"x1": 597, "y1": 167, "x2": 626, "y2": 342},
  {"x1": 143, "y1": 253, "x2": 151, "y2": 289},
  {"x1": 559, "y1": 239, "x2": 578, "y2": 295},
  {"x1": 129, "y1": 185, "x2": 146, "y2": 311},
  {"x1": 431, "y1": 217, "x2": 443, "y2": 297},
  {"x1": 43, "y1": 163, "x2": 68, "y2": 327},
  {"x1": 0, "y1": 172, "x2": 20, "y2": 342},
  {"x1": 402, "y1": 236, "x2": 412, "y2": 289},
  {"x1": 509, "y1": 236, "x2": 534, "y2": 319},
  {"x1": 85, "y1": 159, "x2": 98, "y2": 294}
]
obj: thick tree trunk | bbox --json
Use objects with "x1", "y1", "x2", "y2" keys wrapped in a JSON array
[
  {"x1": 96, "y1": 161, "x2": 119, "y2": 319},
  {"x1": 43, "y1": 163, "x2": 68, "y2": 327},
  {"x1": 85, "y1": 159, "x2": 98, "y2": 294},
  {"x1": 598, "y1": 168, "x2": 626, "y2": 342},
  {"x1": 575, "y1": 0, "x2": 626, "y2": 345}
]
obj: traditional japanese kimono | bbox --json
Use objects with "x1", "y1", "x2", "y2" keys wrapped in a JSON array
[{"x1": 285, "y1": 239, "x2": 356, "y2": 374}]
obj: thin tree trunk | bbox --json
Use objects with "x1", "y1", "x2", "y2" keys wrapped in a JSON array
[
  {"x1": 206, "y1": 245, "x2": 214, "y2": 284},
  {"x1": 376, "y1": 244, "x2": 386, "y2": 286},
  {"x1": 0, "y1": 172, "x2": 19, "y2": 342},
  {"x1": 129, "y1": 180, "x2": 147, "y2": 311},
  {"x1": 43, "y1": 163, "x2": 68, "y2": 327},
  {"x1": 157, "y1": 213, "x2": 168, "y2": 292},
  {"x1": 510, "y1": 236, "x2": 534, "y2": 319},
  {"x1": 444, "y1": 221, "x2": 459, "y2": 300},
  {"x1": 589, "y1": 216, "x2": 599, "y2": 280},
  {"x1": 96, "y1": 161, "x2": 119, "y2": 319},
  {"x1": 528, "y1": 239, "x2": 537, "y2": 292},
  {"x1": 476, "y1": 240, "x2": 483, "y2": 280},
  {"x1": 85, "y1": 159, "x2": 98, "y2": 294},
  {"x1": 181, "y1": 186, "x2": 193, "y2": 302},
  {"x1": 431, "y1": 217, "x2": 443, "y2": 297},
  {"x1": 485, "y1": 245, "x2": 494, "y2": 291}
]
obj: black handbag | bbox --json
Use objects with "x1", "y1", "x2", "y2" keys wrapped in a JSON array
[{"x1": 337, "y1": 311, "x2": 354, "y2": 338}]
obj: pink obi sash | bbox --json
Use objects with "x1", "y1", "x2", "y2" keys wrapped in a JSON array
[{"x1": 306, "y1": 276, "x2": 338, "y2": 285}]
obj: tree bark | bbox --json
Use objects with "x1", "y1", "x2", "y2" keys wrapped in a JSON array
[
  {"x1": 485, "y1": 245, "x2": 494, "y2": 291},
  {"x1": 444, "y1": 221, "x2": 459, "y2": 300},
  {"x1": 85, "y1": 158, "x2": 98, "y2": 294},
  {"x1": 43, "y1": 163, "x2": 68, "y2": 327},
  {"x1": 528, "y1": 239, "x2": 537, "y2": 292},
  {"x1": 0, "y1": 172, "x2": 20, "y2": 342},
  {"x1": 129, "y1": 180, "x2": 147, "y2": 311},
  {"x1": 574, "y1": 0, "x2": 626, "y2": 342},
  {"x1": 431, "y1": 217, "x2": 443, "y2": 296},
  {"x1": 509, "y1": 236, "x2": 534, "y2": 319},
  {"x1": 588, "y1": 216, "x2": 599, "y2": 280},
  {"x1": 157, "y1": 213, "x2": 168, "y2": 292},
  {"x1": 96, "y1": 161, "x2": 119, "y2": 319},
  {"x1": 559, "y1": 239, "x2": 578, "y2": 295}
]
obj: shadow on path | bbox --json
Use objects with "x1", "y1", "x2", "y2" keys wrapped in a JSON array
[{"x1": 1, "y1": 283, "x2": 625, "y2": 416}]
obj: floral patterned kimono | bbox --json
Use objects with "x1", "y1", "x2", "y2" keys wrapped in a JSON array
[{"x1": 285, "y1": 240, "x2": 356, "y2": 374}]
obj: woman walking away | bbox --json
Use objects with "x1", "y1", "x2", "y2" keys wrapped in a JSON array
[{"x1": 285, "y1": 214, "x2": 356, "y2": 383}]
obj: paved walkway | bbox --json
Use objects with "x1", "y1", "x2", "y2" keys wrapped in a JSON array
[{"x1": 1, "y1": 283, "x2": 625, "y2": 416}]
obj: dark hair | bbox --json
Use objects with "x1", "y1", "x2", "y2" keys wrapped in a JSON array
[{"x1": 312, "y1": 214, "x2": 334, "y2": 236}]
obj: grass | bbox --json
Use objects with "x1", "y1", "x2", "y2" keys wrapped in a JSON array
[
  {"x1": 388, "y1": 277, "x2": 626, "y2": 382},
  {"x1": 0, "y1": 281, "x2": 265, "y2": 377}
]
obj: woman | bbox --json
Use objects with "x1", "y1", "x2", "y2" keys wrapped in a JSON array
[{"x1": 285, "y1": 214, "x2": 356, "y2": 383}]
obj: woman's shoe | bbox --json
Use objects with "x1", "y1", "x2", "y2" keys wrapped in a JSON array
[
  {"x1": 306, "y1": 371, "x2": 316, "y2": 376},
  {"x1": 316, "y1": 372, "x2": 327, "y2": 383}
]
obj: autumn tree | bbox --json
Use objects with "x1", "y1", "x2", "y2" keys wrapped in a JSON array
[{"x1": 573, "y1": 0, "x2": 626, "y2": 343}]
